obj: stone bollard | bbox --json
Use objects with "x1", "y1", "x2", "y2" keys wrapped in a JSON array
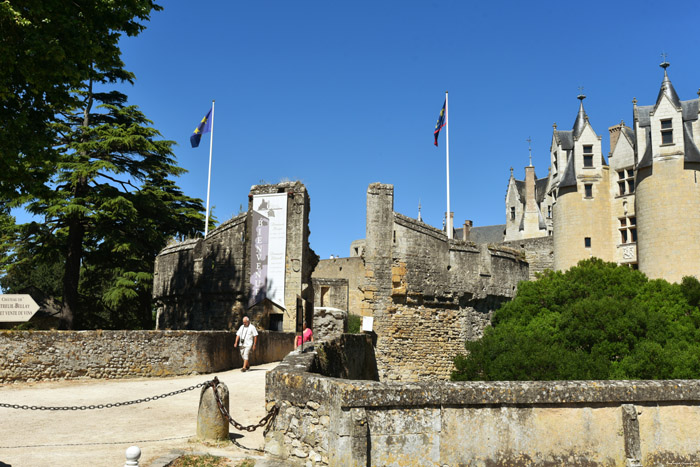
[
  {"x1": 124, "y1": 445, "x2": 141, "y2": 466},
  {"x1": 197, "y1": 379, "x2": 230, "y2": 441}
]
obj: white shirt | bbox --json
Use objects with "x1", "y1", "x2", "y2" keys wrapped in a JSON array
[{"x1": 236, "y1": 323, "x2": 258, "y2": 347}]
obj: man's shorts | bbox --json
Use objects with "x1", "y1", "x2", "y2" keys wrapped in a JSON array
[{"x1": 240, "y1": 345, "x2": 252, "y2": 361}]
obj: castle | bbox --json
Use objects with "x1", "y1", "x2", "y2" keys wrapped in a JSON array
[{"x1": 505, "y1": 62, "x2": 700, "y2": 283}]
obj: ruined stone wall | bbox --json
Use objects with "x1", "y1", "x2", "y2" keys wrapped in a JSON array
[
  {"x1": 361, "y1": 183, "x2": 529, "y2": 381},
  {"x1": 153, "y1": 215, "x2": 247, "y2": 330},
  {"x1": 265, "y1": 338, "x2": 700, "y2": 466},
  {"x1": 0, "y1": 330, "x2": 294, "y2": 384},
  {"x1": 501, "y1": 235, "x2": 554, "y2": 280},
  {"x1": 311, "y1": 257, "x2": 364, "y2": 314},
  {"x1": 153, "y1": 182, "x2": 317, "y2": 332}
]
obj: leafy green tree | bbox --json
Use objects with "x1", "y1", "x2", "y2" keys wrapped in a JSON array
[
  {"x1": 452, "y1": 259, "x2": 700, "y2": 381},
  {"x1": 2, "y1": 86, "x2": 205, "y2": 329},
  {"x1": 0, "y1": 1, "x2": 206, "y2": 329},
  {"x1": 0, "y1": 0, "x2": 161, "y2": 203}
]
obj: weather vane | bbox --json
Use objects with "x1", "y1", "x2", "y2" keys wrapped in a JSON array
[
  {"x1": 577, "y1": 86, "x2": 586, "y2": 100},
  {"x1": 526, "y1": 137, "x2": 533, "y2": 167},
  {"x1": 661, "y1": 51, "x2": 669, "y2": 69}
]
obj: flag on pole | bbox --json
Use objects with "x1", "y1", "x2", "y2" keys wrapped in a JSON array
[
  {"x1": 190, "y1": 108, "x2": 213, "y2": 148},
  {"x1": 434, "y1": 99, "x2": 446, "y2": 146}
]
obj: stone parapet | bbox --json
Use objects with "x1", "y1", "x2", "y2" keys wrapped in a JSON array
[
  {"x1": 265, "y1": 335, "x2": 700, "y2": 466},
  {"x1": 0, "y1": 330, "x2": 294, "y2": 384}
]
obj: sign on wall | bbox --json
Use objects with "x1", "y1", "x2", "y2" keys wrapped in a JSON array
[
  {"x1": 249, "y1": 193, "x2": 288, "y2": 309},
  {"x1": 0, "y1": 294, "x2": 39, "y2": 322}
]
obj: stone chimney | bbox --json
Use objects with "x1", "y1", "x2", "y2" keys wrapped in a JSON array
[
  {"x1": 608, "y1": 121, "x2": 625, "y2": 156},
  {"x1": 463, "y1": 220, "x2": 473, "y2": 241}
]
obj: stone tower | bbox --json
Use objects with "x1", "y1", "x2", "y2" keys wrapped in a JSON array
[
  {"x1": 634, "y1": 63, "x2": 700, "y2": 282},
  {"x1": 551, "y1": 94, "x2": 613, "y2": 271}
]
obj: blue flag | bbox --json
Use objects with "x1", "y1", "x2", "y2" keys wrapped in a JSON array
[
  {"x1": 434, "y1": 99, "x2": 446, "y2": 146},
  {"x1": 190, "y1": 108, "x2": 212, "y2": 148}
]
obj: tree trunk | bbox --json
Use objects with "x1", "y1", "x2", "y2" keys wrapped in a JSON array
[
  {"x1": 60, "y1": 77, "x2": 93, "y2": 329},
  {"x1": 61, "y1": 215, "x2": 85, "y2": 329}
]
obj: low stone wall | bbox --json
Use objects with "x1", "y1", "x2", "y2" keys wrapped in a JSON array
[
  {"x1": 265, "y1": 335, "x2": 700, "y2": 466},
  {"x1": 0, "y1": 330, "x2": 294, "y2": 384}
]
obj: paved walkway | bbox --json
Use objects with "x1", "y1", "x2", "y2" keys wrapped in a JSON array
[{"x1": 0, "y1": 362, "x2": 280, "y2": 467}]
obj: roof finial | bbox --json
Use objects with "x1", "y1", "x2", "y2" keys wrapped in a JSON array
[
  {"x1": 417, "y1": 200, "x2": 422, "y2": 222},
  {"x1": 553, "y1": 122, "x2": 557, "y2": 129},
  {"x1": 632, "y1": 97, "x2": 637, "y2": 106},
  {"x1": 577, "y1": 86, "x2": 586, "y2": 101},
  {"x1": 660, "y1": 52, "x2": 669, "y2": 71},
  {"x1": 510, "y1": 166, "x2": 514, "y2": 177},
  {"x1": 526, "y1": 136, "x2": 533, "y2": 167}
]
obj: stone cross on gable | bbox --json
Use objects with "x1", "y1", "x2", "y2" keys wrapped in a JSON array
[{"x1": 526, "y1": 137, "x2": 533, "y2": 167}]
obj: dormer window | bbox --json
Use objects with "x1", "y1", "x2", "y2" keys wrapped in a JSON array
[
  {"x1": 661, "y1": 119, "x2": 673, "y2": 145},
  {"x1": 583, "y1": 145, "x2": 593, "y2": 167}
]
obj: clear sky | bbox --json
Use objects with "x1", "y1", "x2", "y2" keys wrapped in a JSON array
[{"x1": 111, "y1": 0, "x2": 700, "y2": 259}]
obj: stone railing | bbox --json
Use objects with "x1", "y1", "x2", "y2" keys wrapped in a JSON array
[
  {"x1": 265, "y1": 334, "x2": 700, "y2": 466},
  {"x1": 0, "y1": 330, "x2": 294, "y2": 384}
]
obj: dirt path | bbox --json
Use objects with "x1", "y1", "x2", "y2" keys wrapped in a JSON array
[{"x1": 0, "y1": 362, "x2": 279, "y2": 467}]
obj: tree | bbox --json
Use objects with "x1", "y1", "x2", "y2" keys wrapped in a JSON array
[
  {"x1": 452, "y1": 258, "x2": 700, "y2": 381},
  {"x1": 0, "y1": 1, "x2": 206, "y2": 329},
  {"x1": 0, "y1": 1, "x2": 162, "y2": 203}
]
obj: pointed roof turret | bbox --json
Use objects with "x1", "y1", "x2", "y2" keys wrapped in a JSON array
[
  {"x1": 572, "y1": 92, "x2": 588, "y2": 139},
  {"x1": 656, "y1": 60, "x2": 682, "y2": 109}
]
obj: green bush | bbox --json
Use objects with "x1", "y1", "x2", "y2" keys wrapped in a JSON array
[
  {"x1": 348, "y1": 313, "x2": 362, "y2": 334},
  {"x1": 452, "y1": 258, "x2": 700, "y2": 381}
]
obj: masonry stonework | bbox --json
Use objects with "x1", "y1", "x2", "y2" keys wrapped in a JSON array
[
  {"x1": 265, "y1": 335, "x2": 700, "y2": 466},
  {"x1": 361, "y1": 183, "x2": 528, "y2": 381},
  {"x1": 0, "y1": 330, "x2": 294, "y2": 384},
  {"x1": 152, "y1": 182, "x2": 317, "y2": 332}
]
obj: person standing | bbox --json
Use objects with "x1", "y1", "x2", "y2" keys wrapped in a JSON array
[
  {"x1": 234, "y1": 316, "x2": 258, "y2": 372},
  {"x1": 295, "y1": 320, "x2": 313, "y2": 349}
]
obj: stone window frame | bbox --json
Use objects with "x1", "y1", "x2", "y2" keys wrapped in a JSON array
[
  {"x1": 583, "y1": 145, "x2": 594, "y2": 168},
  {"x1": 584, "y1": 183, "x2": 593, "y2": 198},
  {"x1": 619, "y1": 216, "x2": 637, "y2": 245},
  {"x1": 584, "y1": 237, "x2": 592, "y2": 248},
  {"x1": 661, "y1": 119, "x2": 673, "y2": 145},
  {"x1": 510, "y1": 206, "x2": 515, "y2": 220},
  {"x1": 617, "y1": 168, "x2": 635, "y2": 196}
]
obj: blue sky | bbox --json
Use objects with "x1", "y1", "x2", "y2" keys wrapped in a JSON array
[{"x1": 112, "y1": 0, "x2": 700, "y2": 259}]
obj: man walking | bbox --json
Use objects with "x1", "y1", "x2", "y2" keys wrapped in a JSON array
[{"x1": 234, "y1": 316, "x2": 258, "y2": 372}]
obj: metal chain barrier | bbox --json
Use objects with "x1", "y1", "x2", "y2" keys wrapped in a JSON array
[
  {"x1": 0, "y1": 381, "x2": 210, "y2": 411},
  {"x1": 208, "y1": 377, "x2": 278, "y2": 434}
]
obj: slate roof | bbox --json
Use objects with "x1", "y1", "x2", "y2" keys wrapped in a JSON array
[
  {"x1": 635, "y1": 68, "x2": 700, "y2": 168},
  {"x1": 467, "y1": 224, "x2": 506, "y2": 244}
]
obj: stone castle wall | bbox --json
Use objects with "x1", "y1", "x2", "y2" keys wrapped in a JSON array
[
  {"x1": 152, "y1": 182, "x2": 317, "y2": 332},
  {"x1": 311, "y1": 257, "x2": 364, "y2": 314},
  {"x1": 0, "y1": 330, "x2": 294, "y2": 384},
  {"x1": 501, "y1": 235, "x2": 554, "y2": 280},
  {"x1": 361, "y1": 183, "x2": 529, "y2": 381},
  {"x1": 265, "y1": 336, "x2": 700, "y2": 466},
  {"x1": 636, "y1": 157, "x2": 700, "y2": 282}
]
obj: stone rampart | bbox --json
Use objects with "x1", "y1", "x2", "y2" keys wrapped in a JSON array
[
  {"x1": 361, "y1": 183, "x2": 529, "y2": 381},
  {"x1": 0, "y1": 330, "x2": 294, "y2": 384},
  {"x1": 152, "y1": 181, "x2": 318, "y2": 332},
  {"x1": 265, "y1": 335, "x2": 700, "y2": 466},
  {"x1": 501, "y1": 235, "x2": 554, "y2": 280}
]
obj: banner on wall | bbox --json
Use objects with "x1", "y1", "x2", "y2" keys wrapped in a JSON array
[{"x1": 248, "y1": 193, "x2": 288, "y2": 309}]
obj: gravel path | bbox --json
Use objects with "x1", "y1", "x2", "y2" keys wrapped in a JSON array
[{"x1": 0, "y1": 362, "x2": 279, "y2": 467}]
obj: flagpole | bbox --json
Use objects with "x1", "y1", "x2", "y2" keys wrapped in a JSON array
[
  {"x1": 204, "y1": 100, "x2": 215, "y2": 237},
  {"x1": 445, "y1": 91, "x2": 452, "y2": 239}
]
